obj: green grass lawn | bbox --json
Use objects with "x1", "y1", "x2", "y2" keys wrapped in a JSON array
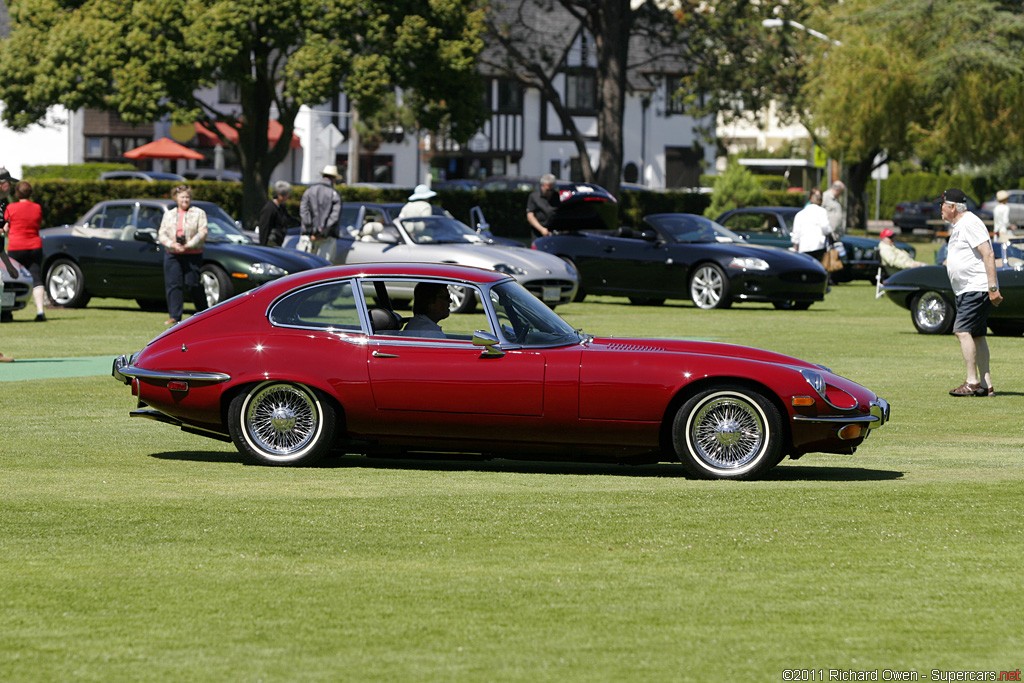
[{"x1": 2, "y1": 260, "x2": 1023, "y2": 681}]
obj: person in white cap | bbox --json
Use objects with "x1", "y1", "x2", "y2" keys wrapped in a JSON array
[
  {"x1": 299, "y1": 164, "x2": 342, "y2": 261},
  {"x1": 992, "y1": 190, "x2": 1015, "y2": 265},
  {"x1": 399, "y1": 184, "x2": 438, "y2": 219}
]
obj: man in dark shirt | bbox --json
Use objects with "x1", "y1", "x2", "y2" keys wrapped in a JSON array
[
  {"x1": 526, "y1": 173, "x2": 560, "y2": 237},
  {"x1": 258, "y1": 181, "x2": 294, "y2": 247}
]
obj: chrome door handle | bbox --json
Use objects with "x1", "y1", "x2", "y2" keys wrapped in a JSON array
[{"x1": 372, "y1": 350, "x2": 399, "y2": 358}]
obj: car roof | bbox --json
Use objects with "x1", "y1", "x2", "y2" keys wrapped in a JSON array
[
  {"x1": 722, "y1": 206, "x2": 801, "y2": 214},
  {"x1": 270, "y1": 263, "x2": 512, "y2": 294},
  {"x1": 100, "y1": 171, "x2": 186, "y2": 181}
]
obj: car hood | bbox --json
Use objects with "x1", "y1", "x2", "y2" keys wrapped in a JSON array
[
  {"x1": 425, "y1": 243, "x2": 576, "y2": 276},
  {"x1": 207, "y1": 243, "x2": 331, "y2": 270},
  {"x1": 589, "y1": 336, "x2": 821, "y2": 369},
  {"x1": 703, "y1": 240, "x2": 824, "y2": 267}
]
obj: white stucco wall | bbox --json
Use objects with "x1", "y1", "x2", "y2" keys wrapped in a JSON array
[{"x1": 0, "y1": 105, "x2": 81, "y2": 177}]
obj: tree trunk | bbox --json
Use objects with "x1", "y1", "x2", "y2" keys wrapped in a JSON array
[
  {"x1": 584, "y1": 0, "x2": 632, "y2": 197},
  {"x1": 844, "y1": 149, "x2": 881, "y2": 232}
]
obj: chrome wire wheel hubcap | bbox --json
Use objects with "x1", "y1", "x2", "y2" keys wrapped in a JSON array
[
  {"x1": 691, "y1": 267, "x2": 723, "y2": 308},
  {"x1": 244, "y1": 384, "x2": 319, "y2": 457},
  {"x1": 916, "y1": 292, "x2": 946, "y2": 329},
  {"x1": 689, "y1": 394, "x2": 766, "y2": 469}
]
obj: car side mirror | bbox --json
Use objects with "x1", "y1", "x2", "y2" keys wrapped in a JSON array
[
  {"x1": 134, "y1": 229, "x2": 157, "y2": 243},
  {"x1": 376, "y1": 231, "x2": 399, "y2": 244},
  {"x1": 472, "y1": 330, "x2": 505, "y2": 357}
]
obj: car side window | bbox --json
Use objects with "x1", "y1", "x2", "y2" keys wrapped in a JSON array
[
  {"x1": 269, "y1": 281, "x2": 361, "y2": 330},
  {"x1": 722, "y1": 213, "x2": 767, "y2": 234},
  {"x1": 138, "y1": 207, "x2": 164, "y2": 230}
]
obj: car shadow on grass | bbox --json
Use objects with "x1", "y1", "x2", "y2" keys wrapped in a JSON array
[{"x1": 150, "y1": 451, "x2": 903, "y2": 481}]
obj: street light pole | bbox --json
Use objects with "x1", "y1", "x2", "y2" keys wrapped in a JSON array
[{"x1": 762, "y1": 18, "x2": 841, "y2": 46}]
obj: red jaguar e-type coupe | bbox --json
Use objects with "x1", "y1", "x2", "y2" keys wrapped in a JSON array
[{"x1": 112, "y1": 263, "x2": 889, "y2": 479}]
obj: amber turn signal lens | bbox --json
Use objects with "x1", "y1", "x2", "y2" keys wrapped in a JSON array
[
  {"x1": 791, "y1": 396, "x2": 816, "y2": 407},
  {"x1": 837, "y1": 424, "x2": 863, "y2": 440}
]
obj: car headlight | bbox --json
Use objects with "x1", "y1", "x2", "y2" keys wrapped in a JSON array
[
  {"x1": 493, "y1": 263, "x2": 527, "y2": 277},
  {"x1": 800, "y1": 369, "x2": 826, "y2": 397},
  {"x1": 249, "y1": 262, "x2": 288, "y2": 277},
  {"x1": 729, "y1": 257, "x2": 769, "y2": 271}
]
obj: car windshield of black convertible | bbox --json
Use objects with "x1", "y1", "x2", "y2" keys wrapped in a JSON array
[{"x1": 645, "y1": 214, "x2": 724, "y2": 243}]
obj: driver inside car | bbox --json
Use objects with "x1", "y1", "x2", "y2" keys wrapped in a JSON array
[{"x1": 402, "y1": 282, "x2": 450, "y2": 338}]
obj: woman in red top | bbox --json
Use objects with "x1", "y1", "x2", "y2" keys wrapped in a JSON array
[{"x1": 3, "y1": 180, "x2": 46, "y2": 321}]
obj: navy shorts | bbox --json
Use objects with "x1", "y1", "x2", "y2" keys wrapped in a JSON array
[
  {"x1": 954, "y1": 291, "x2": 992, "y2": 337},
  {"x1": 7, "y1": 249, "x2": 43, "y2": 287}
]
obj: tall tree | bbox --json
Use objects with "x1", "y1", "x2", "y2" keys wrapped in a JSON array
[
  {"x1": 484, "y1": 0, "x2": 682, "y2": 196},
  {"x1": 0, "y1": 0, "x2": 487, "y2": 226},
  {"x1": 804, "y1": 0, "x2": 1024, "y2": 226},
  {"x1": 680, "y1": 0, "x2": 1024, "y2": 228}
]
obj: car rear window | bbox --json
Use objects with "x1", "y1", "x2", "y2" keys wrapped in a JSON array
[{"x1": 269, "y1": 281, "x2": 361, "y2": 331}]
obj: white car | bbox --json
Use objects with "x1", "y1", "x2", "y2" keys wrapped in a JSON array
[{"x1": 285, "y1": 213, "x2": 579, "y2": 313}]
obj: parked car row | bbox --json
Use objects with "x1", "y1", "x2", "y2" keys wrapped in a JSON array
[
  {"x1": 892, "y1": 194, "x2": 992, "y2": 232},
  {"x1": 34, "y1": 183, "x2": 922, "y2": 318}
]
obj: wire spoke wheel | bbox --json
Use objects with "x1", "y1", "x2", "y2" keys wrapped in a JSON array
[
  {"x1": 673, "y1": 386, "x2": 781, "y2": 479},
  {"x1": 229, "y1": 382, "x2": 336, "y2": 465},
  {"x1": 912, "y1": 291, "x2": 953, "y2": 334}
]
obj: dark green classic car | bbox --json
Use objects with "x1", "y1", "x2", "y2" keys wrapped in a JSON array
[
  {"x1": 42, "y1": 199, "x2": 329, "y2": 310},
  {"x1": 715, "y1": 206, "x2": 916, "y2": 283},
  {"x1": 883, "y1": 264, "x2": 1024, "y2": 335}
]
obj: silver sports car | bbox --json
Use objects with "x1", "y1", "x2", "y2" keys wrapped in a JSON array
[
  {"x1": 1, "y1": 253, "x2": 32, "y2": 321},
  {"x1": 286, "y1": 213, "x2": 579, "y2": 313}
]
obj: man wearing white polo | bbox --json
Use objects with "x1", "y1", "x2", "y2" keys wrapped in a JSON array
[{"x1": 942, "y1": 188, "x2": 1003, "y2": 397}]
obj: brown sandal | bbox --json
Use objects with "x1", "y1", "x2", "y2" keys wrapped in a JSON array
[{"x1": 949, "y1": 382, "x2": 985, "y2": 397}]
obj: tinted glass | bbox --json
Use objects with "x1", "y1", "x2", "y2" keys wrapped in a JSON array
[{"x1": 269, "y1": 281, "x2": 360, "y2": 330}]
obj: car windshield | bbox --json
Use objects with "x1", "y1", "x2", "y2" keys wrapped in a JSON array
[
  {"x1": 398, "y1": 216, "x2": 484, "y2": 245},
  {"x1": 193, "y1": 202, "x2": 252, "y2": 244},
  {"x1": 645, "y1": 214, "x2": 724, "y2": 243},
  {"x1": 488, "y1": 281, "x2": 580, "y2": 347}
]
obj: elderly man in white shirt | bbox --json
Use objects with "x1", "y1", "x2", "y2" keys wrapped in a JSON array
[{"x1": 790, "y1": 188, "x2": 832, "y2": 261}]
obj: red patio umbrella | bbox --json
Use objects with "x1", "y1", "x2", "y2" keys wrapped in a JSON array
[{"x1": 124, "y1": 137, "x2": 205, "y2": 160}]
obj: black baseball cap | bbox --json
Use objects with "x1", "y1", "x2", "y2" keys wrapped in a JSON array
[{"x1": 943, "y1": 188, "x2": 968, "y2": 203}]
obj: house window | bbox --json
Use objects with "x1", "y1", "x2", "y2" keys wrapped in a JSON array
[
  {"x1": 218, "y1": 80, "x2": 241, "y2": 104},
  {"x1": 496, "y1": 78, "x2": 523, "y2": 114},
  {"x1": 85, "y1": 137, "x2": 104, "y2": 159},
  {"x1": 565, "y1": 69, "x2": 597, "y2": 114},
  {"x1": 665, "y1": 76, "x2": 686, "y2": 115}
]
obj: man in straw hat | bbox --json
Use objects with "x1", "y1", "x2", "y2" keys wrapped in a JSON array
[{"x1": 299, "y1": 164, "x2": 342, "y2": 261}]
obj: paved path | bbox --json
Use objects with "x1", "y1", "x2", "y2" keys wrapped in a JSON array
[{"x1": 0, "y1": 355, "x2": 115, "y2": 382}]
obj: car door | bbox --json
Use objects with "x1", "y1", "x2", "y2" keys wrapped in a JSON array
[
  {"x1": 90, "y1": 203, "x2": 165, "y2": 298},
  {"x1": 577, "y1": 229, "x2": 678, "y2": 297}
]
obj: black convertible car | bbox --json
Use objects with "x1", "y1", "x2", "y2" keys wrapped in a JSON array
[
  {"x1": 42, "y1": 199, "x2": 329, "y2": 310},
  {"x1": 532, "y1": 213, "x2": 829, "y2": 309}
]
